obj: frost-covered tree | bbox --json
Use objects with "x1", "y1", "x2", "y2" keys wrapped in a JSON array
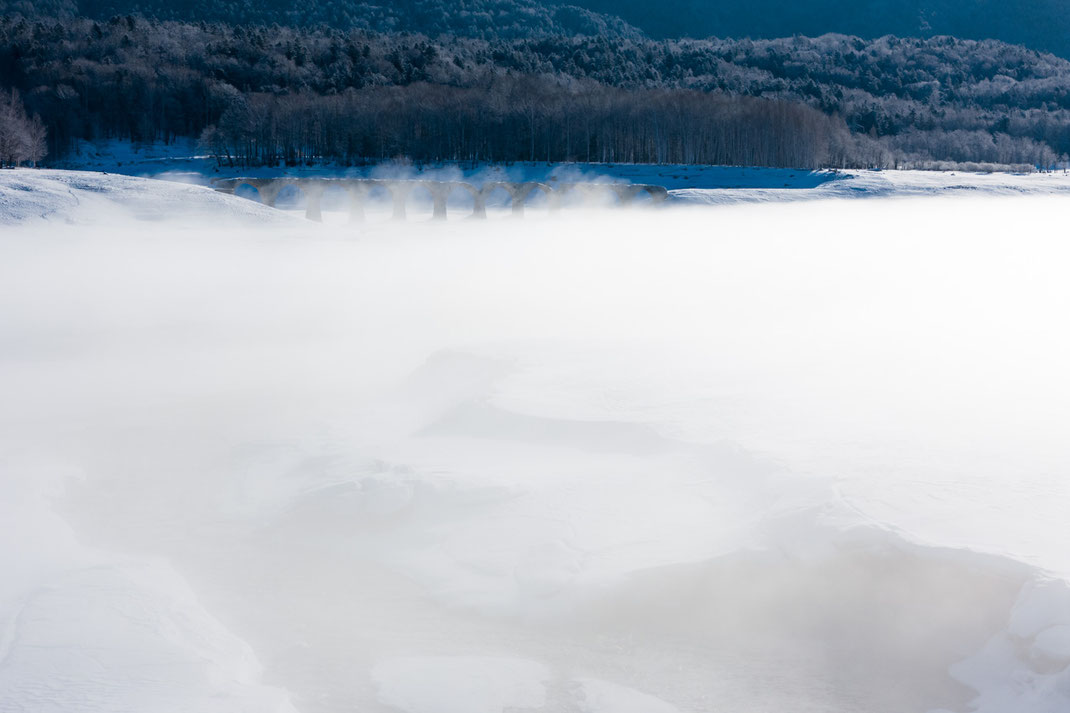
[{"x1": 0, "y1": 88, "x2": 48, "y2": 167}]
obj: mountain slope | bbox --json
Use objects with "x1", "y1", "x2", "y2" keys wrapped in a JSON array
[
  {"x1": 9, "y1": 0, "x2": 1070, "y2": 58},
  {"x1": 569, "y1": 0, "x2": 1070, "y2": 58},
  {"x1": 0, "y1": 0, "x2": 643, "y2": 39}
]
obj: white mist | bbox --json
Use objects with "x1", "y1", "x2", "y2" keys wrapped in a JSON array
[{"x1": 2, "y1": 192, "x2": 1070, "y2": 713}]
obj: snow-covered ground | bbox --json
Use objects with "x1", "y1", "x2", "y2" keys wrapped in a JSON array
[
  {"x1": 2, "y1": 167, "x2": 1070, "y2": 713},
  {"x1": 0, "y1": 168, "x2": 296, "y2": 225}
]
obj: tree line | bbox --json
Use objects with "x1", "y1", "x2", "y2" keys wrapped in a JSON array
[
  {"x1": 1, "y1": 15, "x2": 1068, "y2": 169},
  {"x1": 200, "y1": 79, "x2": 853, "y2": 168}
]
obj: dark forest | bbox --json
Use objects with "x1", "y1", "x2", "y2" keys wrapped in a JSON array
[{"x1": 2, "y1": 11, "x2": 1070, "y2": 168}]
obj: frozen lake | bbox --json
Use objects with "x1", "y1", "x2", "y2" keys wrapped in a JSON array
[{"x1": 1, "y1": 170, "x2": 1069, "y2": 713}]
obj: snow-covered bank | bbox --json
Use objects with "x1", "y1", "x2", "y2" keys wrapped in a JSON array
[
  {"x1": 2, "y1": 182, "x2": 1070, "y2": 712},
  {"x1": 672, "y1": 167, "x2": 1070, "y2": 205},
  {"x1": 0, "y1": 169, "x2": 295, "y2": 225}
]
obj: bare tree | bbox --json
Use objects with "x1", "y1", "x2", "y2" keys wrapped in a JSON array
[
  {"x1": 0, "y1": 89, "x2": 47, "y2": 167},
  {"x1": 25, "y1": 113, "x2": 48, "y2": 166}
]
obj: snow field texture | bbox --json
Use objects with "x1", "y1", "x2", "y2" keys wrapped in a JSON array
[{"x1": 1, "y1": 169, "x2": 1070, "y2": 712}]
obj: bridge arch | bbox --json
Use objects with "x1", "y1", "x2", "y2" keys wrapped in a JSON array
[
  {"x1": 512, "y1": 182, "x2": 553, "y2": 215},
  {"x1": 271, "y1": 181, "x2": 307, "y2": 212},
  {"x1": 581, "y1": 183, "x2": 622, "y2": 207},
  {"x1": 439, "y1": 182, "x2": 481, "y2": 219},
  {"x1": 356, "y1": 181, "x2": 397, "y2": 222},
  {"x1": 312, "y1": 183, "x2": 350, "y2": 222},
  {"x1": 638, "y1": 184, "x2": 669, "y2": 204},
  {"x1": 610, "y1": 185, "x2": 643, "y2": 206},
  {"x1": 399, "y1": 182, "x2": 437, "y2": 221},
  {"x1": 479, "y1": 183, "x2": 517, "y2": 218},
  {"x1": 232, "y1": 181, "x2": 266, "y2": 204}
]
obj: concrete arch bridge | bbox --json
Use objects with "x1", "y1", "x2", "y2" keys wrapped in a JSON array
[{"x1": 212, "y1": 177, "x2": 669, "y2": 221}]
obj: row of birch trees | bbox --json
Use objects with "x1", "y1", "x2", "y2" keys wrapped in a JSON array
[
  {"x1": 200, "y1": 78, "x2": 858, "y2": 168},
  {"x1": 0, "y1": 89, "x2": 47, "y2": 167}
]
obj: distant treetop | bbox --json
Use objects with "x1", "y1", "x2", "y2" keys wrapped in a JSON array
[
  {"x1": 0, "y1": 0, "x2": 644, "y2": 40},
  {"x1": 7, "y1": 0, "x2": 1070, "y2": 59}
]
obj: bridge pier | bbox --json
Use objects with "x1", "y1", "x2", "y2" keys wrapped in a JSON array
[
  {"x1": 304, "y1": 185, "x2": 325, "y2": 222},
  {"x1": 612, "y1": 185, "x2": 642, "y2": 206},
  {"x1": 429, "y1": 184, "x2": 448, "y2": 220},
  {"x1": 388, "y1": 183, "x2": 409, "y2": 220},
  {"x1": 348, "y1": 187, "x2": 366, "y2": 223},
  {"x1": 471, "y1": 195, "x2": 487, "y2": 219}
]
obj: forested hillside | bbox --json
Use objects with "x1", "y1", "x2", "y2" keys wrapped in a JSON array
[
  {"x1": 0, "y1": 0, "x2": 642, "y2": 40},
  {"x1": 2, "y1": 13, "x2": 1069, "y2": 168},
  {"x1": 10, "y1": 0, "x2": 1070, "y2": 61},
  {"x1": 573, "y1": 0, "x2": 1070, "y2": 60}
]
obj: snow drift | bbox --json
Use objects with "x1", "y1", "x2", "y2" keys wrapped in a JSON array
[{"x1": 0, "y1": 169, "x2": 295, "y2": 225}]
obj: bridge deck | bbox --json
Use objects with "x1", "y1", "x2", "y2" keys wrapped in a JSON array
[{"x1": 212, "y1": 177, "x2": 668, "y2": 221}]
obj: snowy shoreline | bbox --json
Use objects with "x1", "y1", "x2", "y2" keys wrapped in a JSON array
[{"x1": 5, "y1": 165, "x2": 1070, "y2": 226}]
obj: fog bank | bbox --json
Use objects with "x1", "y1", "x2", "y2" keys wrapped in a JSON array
[{"x1": 2, "y1": 195, "x2": 1070, "y2": 713}]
